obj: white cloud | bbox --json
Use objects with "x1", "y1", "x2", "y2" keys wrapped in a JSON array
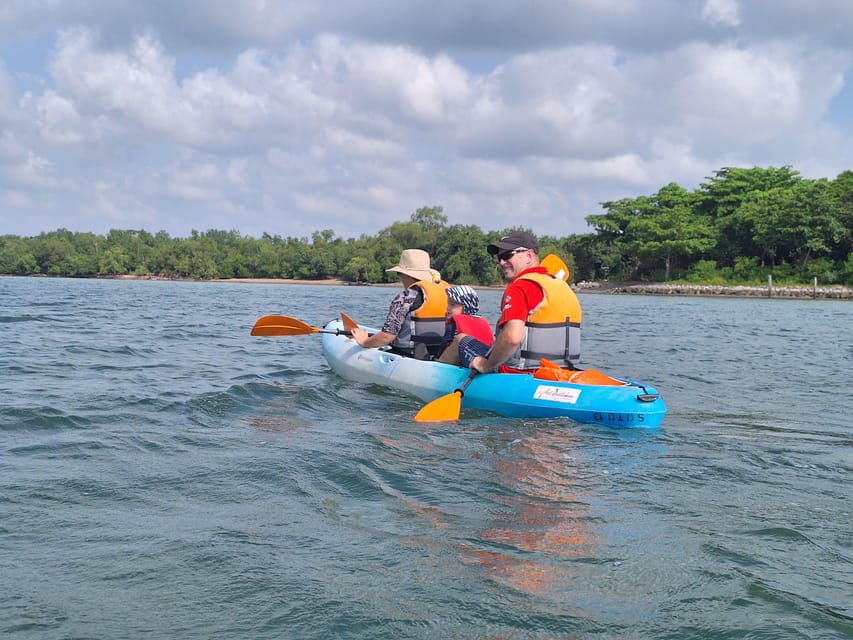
[
  {"x1": 0, "y1": 2, "x2": 850, "y2": 240},
  {"x1": 8, "y1": 151, "x2": 56, "y2": 188},
  {"x1": 0, "y1": 189, "x2": 31, "y2": 208},
  {"x1": 0, "y1": 130, "x2": 24, "y2": 161},
  {"x1": 34, "y1": 90, "x2": 87, "y2": 144},
  {"x1": 0, "y1": 130, "x2": 57, "y2": 189},
  {"x1": 534, "y1": 154, "x2": 650, "y2": 185},
  {"x1": 702, "y1": 0, "x2": 740, "y2": 27},
  {"x1": 651, "y1": 39, "x2": 852, "y2": 170},
  {"x1": 166, "y1": 161, "x2": 223, "y2": 201},
  {"x1": 672, "y1": 43, "x2": 803, "y2": 138},
  {"x1": 330, "y1": 36, "x2": 471, "y2": 125},
  {"x1": 91, "y1": 179, "x2": 129, "y2": 220},
  {"x1": 453, "y1": 46, "x2": 629, "y2": 159},
  {"x1": 50, "y1": 29, "x2": 181, "y2": 126},
  {"x1": 325, "y1": 127, "x2": 407, "y2": 160},
  {"x1": 0, "y1": 60, "x2": 19, "y2": 122},
  {"x1": 451, "y1": 159, "x2": 526, "y2": 193}
]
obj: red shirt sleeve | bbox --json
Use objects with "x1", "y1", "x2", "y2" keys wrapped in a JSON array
[{"x1": 497, "y1": 267, "x2": 547, "y2": 327}]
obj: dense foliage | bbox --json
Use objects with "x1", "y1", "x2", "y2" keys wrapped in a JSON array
[{"x1": 2, "y1": 166, "x2": 851, "y2": 285}]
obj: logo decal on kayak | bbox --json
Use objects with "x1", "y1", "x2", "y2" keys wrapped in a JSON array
[{"x1": 533, "y1": 385, "x2": 581, "y2": 404}]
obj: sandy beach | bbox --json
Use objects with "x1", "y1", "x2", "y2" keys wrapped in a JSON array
[{"x1": 213, "y1": 277, "x2": 353, "y2": 286}]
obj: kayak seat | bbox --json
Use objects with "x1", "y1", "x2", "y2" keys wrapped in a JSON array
[{"x1": 413, "y1": 343, "x2": 435, "y2": 361}]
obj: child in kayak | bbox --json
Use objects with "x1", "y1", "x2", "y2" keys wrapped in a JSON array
[{"x1": 436, "y1": 285, "x2": 494, "y2": 366}]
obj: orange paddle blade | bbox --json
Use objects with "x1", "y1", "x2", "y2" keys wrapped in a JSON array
[
  {"x1": 250, "y1": 315, "x2": 319, "y2": 336},
  {"x1": 414, "y1": 371, "x2": 477, "y2": 422},
  {"x1": 340, "y1": 312, "x2": 359, "y2": 332},
  {"x1": 541, "y1": 254, "x2": 570, "y2": 281},
  {"x1": 414, "y1": 390, "x2": 463, "y2": 422}
]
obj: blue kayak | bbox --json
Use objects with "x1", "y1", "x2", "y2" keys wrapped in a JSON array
[{"x1": 320, "y1": 320, "x2": 667, "y2": 428}]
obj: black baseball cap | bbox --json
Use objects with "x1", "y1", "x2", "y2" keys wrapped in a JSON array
[{"x1": 487, "y1": 231, "x2": 539, "y2": 255}]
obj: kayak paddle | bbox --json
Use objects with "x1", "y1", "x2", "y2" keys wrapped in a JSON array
[
  {"x1": 414, "y1": 370, "x2": 478, "y2": 422},
  {"x1": 250, "y1": 315, "x2": 352, "y2": 337},
  {"x1": 340, "y1": 312, "x2": 359, "y2": 333}
]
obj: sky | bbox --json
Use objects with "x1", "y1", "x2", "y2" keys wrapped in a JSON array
[{"x1": 1, "y1": 0, "x2": 852, "y2": 241}]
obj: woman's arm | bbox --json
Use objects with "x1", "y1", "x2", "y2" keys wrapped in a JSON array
[{"x1": 351, "y1": 326, "x2": 395, "y2": 348}]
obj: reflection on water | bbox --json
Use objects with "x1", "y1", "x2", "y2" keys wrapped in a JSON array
[{"x1": 466, "y1": 429, "x2": 600, "y2": 598}]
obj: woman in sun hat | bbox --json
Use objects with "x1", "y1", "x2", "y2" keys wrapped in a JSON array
[{"x1": 350, "y1": 249, "x2": 451, "y2": 357}]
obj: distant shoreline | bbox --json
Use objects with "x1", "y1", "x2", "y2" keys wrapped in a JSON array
[
  {"x1": 208, "y1": 276, "x2": 853, "y2": 299},
  {"x1": 575, "y1": 281, "x2": 852, "y2": 300},
  {"x1": 8, "y1": 273, "x2": 852, "y2": 299},
  {"x1": 206, "y1": 275, "x2": 853, "y2": 299}
]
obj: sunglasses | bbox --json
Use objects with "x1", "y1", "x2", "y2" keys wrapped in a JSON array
[{"x1": 496, "y1": 247, "x2": 528, "y2": 262}]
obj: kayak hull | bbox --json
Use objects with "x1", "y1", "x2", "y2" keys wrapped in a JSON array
[{"x1": 320, "y1": 320, "x2": 667, "y2": 428}]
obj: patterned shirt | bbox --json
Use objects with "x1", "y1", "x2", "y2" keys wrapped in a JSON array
[{"x1": 381, "y1": 287, "x2": 423, "y2": 335}]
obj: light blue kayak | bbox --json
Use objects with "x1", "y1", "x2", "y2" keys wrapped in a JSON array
[{"x1": 320, "y1": 320, "x2": 667, "y2": 428}]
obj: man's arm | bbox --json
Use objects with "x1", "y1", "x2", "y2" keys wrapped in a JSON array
[{"x1": 470, "y1": 318, "x2": 524, "y2": 372}]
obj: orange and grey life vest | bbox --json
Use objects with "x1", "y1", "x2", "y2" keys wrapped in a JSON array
[
  {"x1": 503, "y1": 272, "x2": 582, "y2": 370},
  {"x1": 393, "y1": 280, "x2": 451, "y2": 353}
]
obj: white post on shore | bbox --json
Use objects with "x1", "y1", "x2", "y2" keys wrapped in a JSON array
[
  {"x1": 768, "y1": 274, "x2": 772, "y2": 297},
  {"x1": 814, "y1": 276, "x2": 818, "y2": 299}
]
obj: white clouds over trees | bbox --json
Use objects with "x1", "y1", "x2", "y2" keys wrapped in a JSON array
[{"x1": 0, "y1": 0, "x2": 851, "y2": 238}]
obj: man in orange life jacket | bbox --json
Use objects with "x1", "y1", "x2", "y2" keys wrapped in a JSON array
[
  {"x1": 470, "y1": 231, "x2": 582, "y2": 374},
  {"x1": 350, "y1": 249, "x2": 450, "y2": 357}
]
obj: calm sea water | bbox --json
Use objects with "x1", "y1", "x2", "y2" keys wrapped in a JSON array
[{"x1": 1, "y1": 276, "x2": 851, "y2": 639}]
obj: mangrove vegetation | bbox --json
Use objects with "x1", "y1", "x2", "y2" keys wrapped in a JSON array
[{"x1": 1, "y1": 166, "x2": 851, "y2": 286}]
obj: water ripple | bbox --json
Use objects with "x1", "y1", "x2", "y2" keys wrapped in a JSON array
[{"x1": 1, "y1": 278, "x2": 851, "y2": 639}]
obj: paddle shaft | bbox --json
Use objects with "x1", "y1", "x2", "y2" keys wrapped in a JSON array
[{"x1": 455, "y1": 370, "x2": 477, "y2": 397}]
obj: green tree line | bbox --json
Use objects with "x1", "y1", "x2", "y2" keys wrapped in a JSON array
[{"x1": 2, "y1": 166, "x2": 851, "y2": 285}]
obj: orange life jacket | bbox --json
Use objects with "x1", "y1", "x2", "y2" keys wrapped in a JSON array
[
  {"x1": 393, "y1": 279, "x2": 451, "y2": 353},
  {"x1": 503, "y1": 272, "x2": 582, "y2": 370}
]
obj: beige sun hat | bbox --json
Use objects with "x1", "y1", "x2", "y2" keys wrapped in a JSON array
[{"x1": 386, "y1": 249, "x2": 439, "y2": 281}]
